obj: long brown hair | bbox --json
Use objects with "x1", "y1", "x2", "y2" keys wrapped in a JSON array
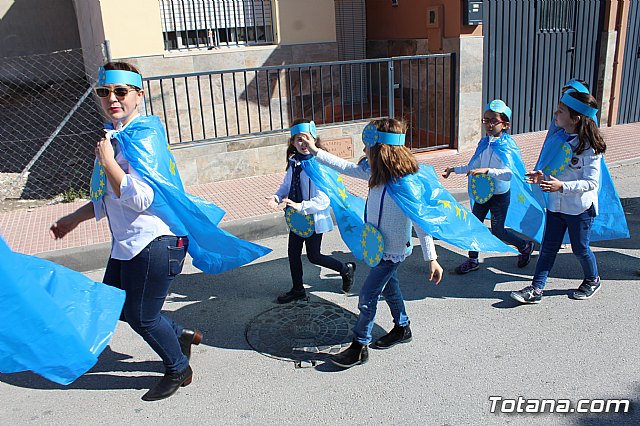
[
  {"x1": 364, "y1": 118, "x2": 418, "y2": 187},
  {"x1": 285, "y1": 118, "x2": 324, "y2": 170},
  {"x1": 563, "y1": 92, "x2": 606, "y2": 155}
]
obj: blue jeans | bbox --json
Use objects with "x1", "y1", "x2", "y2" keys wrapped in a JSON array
[
  {"x1": 352, "y1": 259, "x2": 409, "y2": 346},
  {"x1": 532, "y1": 206, "x2": 598, "y2": 290},
  {"x1": 469, "y1": 191, "x2": 527, "y2": 258},
  {"x1": 103, "y1": 235, "x2": 189, "y2": 373}
]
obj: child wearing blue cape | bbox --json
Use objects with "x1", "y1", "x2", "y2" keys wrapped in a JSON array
[
  {"x1": 50, "y1": 62, "x2": 270, "y2": 401},
  {"x1": 511, "y1": 91, "x2": 606, "y2": 304},
  {"x1": 267, "y1": 119, "x2": 356, "y2": 303},
  {"x1": 306, "y1": 118, "x2": 443, "y2": 369},
  {"x1": 443, "y1": 100, "x2": 534, "y2": 274}
]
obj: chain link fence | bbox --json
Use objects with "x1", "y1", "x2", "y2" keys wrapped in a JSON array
[{"x1": 0, "y1": 45, "x2": 107, "y2": 204}]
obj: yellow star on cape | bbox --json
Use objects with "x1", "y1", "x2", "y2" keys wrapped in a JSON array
[
  {"x1": 454, "y1": 205, "x2": 461, "y2": 217},
  {"x1": 437, "y1": 200, "x2": 452, "y2": 209},
  {"x1": 378, "y1": 244, "x2": 383, "y2": 252},
  {"x1": 517, "y1": 193, "x2": 526, "y2": 203},
  {"x1": 337, "y1": 175, "x2": 344, "y2": 183},
  {"x1": 462, "y1": 210, "x2": 467, "y2": 220},
  {"x1": 337, "y1": 188, "x2": 347, "y2": 201},
  {"x1": 169, "y1": 159, "x2": 176, "y2": 176},
  {"x1": 376, "y1": 234, "x2": 382, "y2": 242},
  {"x1": 363, "y1": 250, "x2": 368, "y2": 258},
  {"x1": 551, "y1": 169, "x2": 558, "y2": 175}
]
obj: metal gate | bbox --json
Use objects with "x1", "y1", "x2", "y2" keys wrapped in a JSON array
[
  {"x1": 618, "y1": 0, "x2": 640, "y2": 124},
  {"x1": 483, "y1": 0, "x2": 604, "y2": 134}
]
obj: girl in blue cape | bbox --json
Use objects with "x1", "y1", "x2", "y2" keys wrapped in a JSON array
[
  {"x1": 511, "y1": 91, "x2": 608, "y2": 304},
  {"x1": 266, "y1": 119, "x2": 356, "y2": 303},
  {"x1": 443, "y1": 100, "x2": 536, "y2": 274},
  {"x1": 50, "y1": 62, "x2": 269, "y2": 401},
  {"x1": 306, "y1": 118, "x2": 444, "y2": 369}
]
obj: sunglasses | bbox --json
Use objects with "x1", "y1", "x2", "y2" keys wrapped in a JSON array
[
  {"x1": 481, "y1": 118, "x2": 508, "y2": 126},
  {"x1": 95, "y1": 86, "x2": 138, "y2": 98}
]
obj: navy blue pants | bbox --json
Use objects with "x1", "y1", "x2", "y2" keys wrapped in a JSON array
[
  {"x1": 288, "y1": 231, "x2": 346, "y2": 292},
  {"x1": 103, "y1": 236, "x2": 189, "y2": 374}
]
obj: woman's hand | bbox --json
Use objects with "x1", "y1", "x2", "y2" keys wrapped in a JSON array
[
  {"x1": 427, "y1": 259, "x2": 444, "y2": 284},
  {"x1": 266, "y1": 195, "x2": 281, "y2": 210},
  {"x1": 95, "y1": 137, "x2": 115, "y2": 166},
  {"x1": 442, "y1": 167, "x2": 453, "y2": 179},
  {"x1": 539, "y1": 175, "x2": 563, "y2": 193},
  {"x1": 467, "y1": 168, "x2": 490, "y2": 176},
  {"x1": 282, "y1": 198, "x2": 302, "y2": 211},
  {"x1": 524, "y1": 170, "x2": 545, "y2": 184}
]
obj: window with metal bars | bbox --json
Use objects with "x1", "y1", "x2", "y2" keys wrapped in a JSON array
[
  {"x1": 159, "y1": 0, "x2": 275, "y2": 50},
  {"x1": 538, "y1": 0, "x2": 575, "y2": 32}
]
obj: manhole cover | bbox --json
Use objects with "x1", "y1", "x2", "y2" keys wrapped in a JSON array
[{"x1": 245, "y1": 301, "x2": 357, "y2": 363}]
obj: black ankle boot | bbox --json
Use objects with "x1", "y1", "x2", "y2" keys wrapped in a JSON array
[
  {"x1": 179, "y1": 328, "x2": 203, "y2": 360},
  {"x1": 374, "y1": 324, "x2": 412, "y2": 349},
  {"x1": 277, "y1": 288, "x2": 306, "y2": 304},
  {"x1": 329, "y1": 341, "x2": 368, "y2": 368},
  {"x1": 341, "y1": 262, "x2": 356, "y2": 293},
  {"x1": 141, "y1": 365, "x2": 193, "y2": 402}
]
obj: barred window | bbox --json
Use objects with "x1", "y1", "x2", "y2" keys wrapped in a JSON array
[
  {"x1": 159, "y1": 0, "x2": 275, "y2": 51},
  {"x1": 538, "y1": 0, "x2": 575, "y2": 32}
]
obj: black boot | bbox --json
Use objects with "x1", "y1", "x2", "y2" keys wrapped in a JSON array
[
  {"x1": 341, "y1": 262, "x2": 357, "y2": 293},
  {"x1": 179, "y1": 329, "x2": 203, "y2": 360},
  {"x1": 329, "y1": 341, "x2": 368, "y2": 368},
  {"x1": 374, "y1": 324, "x2": 412, "y2": 349},
  {"x1": 141, "y1": 365, "x2": 193, "y2": 402},
  {"x1": 277, "y1": 288, "x2": 307, "y2": 304}
]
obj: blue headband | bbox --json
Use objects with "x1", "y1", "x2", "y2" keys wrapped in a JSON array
[
  {"x1": 564, "y1": 79, "x2": 590, "y2": 94},
  {"x1": 485, "y1": 99, "x2": 512, "y2": 120},
  {"x1": 290, "y1": 121, "x2": 317, "y2": 138},
  {"x1": 362, "y1": 123, "x2": 406, "y2": 148},
  {"x1": 561, "y1": 90, "x2": 599, "y2": 126},
  {"x1": 98, "y1": 66, "x2": 143, "y2": 89}
]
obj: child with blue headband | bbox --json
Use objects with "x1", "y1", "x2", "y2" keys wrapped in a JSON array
[
  {"x1": 512, "y1": 91, "x2": 606, "y2": 304},
  {"x1": 267, "y1": 119, "x2": 356, "y2": 303},
  {"x1": 305, "y1": 118, "x2": 443, "y2": 369},
  {"x1": 443, "y1": 100, "x2": 534, "y2": 274}
]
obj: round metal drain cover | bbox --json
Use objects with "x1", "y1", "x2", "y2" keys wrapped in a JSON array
[{"x1": 245, "y1": 301, "x2": 357, "y2": 362}]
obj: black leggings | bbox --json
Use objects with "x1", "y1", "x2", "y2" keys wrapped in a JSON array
[{"x1": 288, "y1": 231, "x2": 346, "y2": 291}]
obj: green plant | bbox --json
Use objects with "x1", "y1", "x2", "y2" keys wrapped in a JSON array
[{"x1": 62, "y1": 186, "x2": 87, "y2": 203}]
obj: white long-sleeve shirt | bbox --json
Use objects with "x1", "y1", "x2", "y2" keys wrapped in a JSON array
[
  {"x1": 93, "y1": 119, "x2": 173, "y2": 260},
  {"x1": 273, "y1": 158, "x2": 334, "y2": 234},
  {"x1": 453, "y1": 136, "x2": 512, "y2": 195},
  {"x1": 316, "y1": 149, "x2": 437, "y2": 262},
  {"x1": 547, "y1": 135, "x2": 601, "y2": 215}
]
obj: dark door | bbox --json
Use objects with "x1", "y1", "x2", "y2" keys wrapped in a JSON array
[{"x1": 618, "y1": 0, "x2": 640, "y2": 124}]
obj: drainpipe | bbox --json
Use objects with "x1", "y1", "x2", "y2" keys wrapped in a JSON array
[{"x1": 608, "y1": 0, "x2": 630, "y2": 126}]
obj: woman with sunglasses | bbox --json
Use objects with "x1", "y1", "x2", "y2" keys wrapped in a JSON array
[
  {"x1": 442, "y1": 100, "x2": 535, "y2": 274},
  {"x1": 50, "y1": 62, "x2": 270, "y2": 401}
]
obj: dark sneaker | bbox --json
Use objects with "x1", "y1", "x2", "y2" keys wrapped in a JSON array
[
  {"x1": 572, "y1": 277, "x2": 601, "y2": 300},
  {"x1": 517, "y1": 241, "x2": 534, "y2": 268},
  {"x1": 455, "y1": 258, "x2": 479, "y2": 274},
  {"x1": 374, "y1": 325, "x2": 412, "y2": 349},
  {"x1": 277, "y1": 289, "x2": 307, "y2": 304},
  {"x1": 329, "y1": 341, "x2": 368, "y2": 368},
  {"x1": 341, "y1": 262, "x2": 356, "y2": 293},
  {"x1": 510, "y1": 286, "x2": 543, "y2": 304},
  {"x1": 179, "y1": 328, "x2": 203, "y2": 360}
]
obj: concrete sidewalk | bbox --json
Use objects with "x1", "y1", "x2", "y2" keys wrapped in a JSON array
[{"x1": 1, "y1": 123, "x2": 639, "y2": 265}]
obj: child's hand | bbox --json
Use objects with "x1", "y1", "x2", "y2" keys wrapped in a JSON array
[
  {"x1": 525, "y1": 170, "x2": 545, "y2": 184},
  {"x1": 282, "y1": 198, "x2": 302, "y2": 212},
  {"x1": 442, "y1": 167, "x2": 453, "y2": 179},
  {"x1": 427, "y1": 260, "x2": 443, "y2": 284},
  {"x1": 50, "y1": 214, "x2": 80, "y2": 240},
  {"x1": 306, "y1": 138, "x2": 319, "y2": 155},
  {"x1": 539, "y1": 175, "x2": 563, "y2": 193},
  {"x1": 467, "y1": 168, "x2": 489, "y2": 176},
  {"x1": 266, "y1": 195, "x2": 281, "y2": 210}
]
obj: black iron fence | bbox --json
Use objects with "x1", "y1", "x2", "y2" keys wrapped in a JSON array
[
  {"x1": 159, "y1": 0, "x2": 275, "y2": 50},
  {"x1": 143, "y1": 54, "x2": 456, "y2": 152}
]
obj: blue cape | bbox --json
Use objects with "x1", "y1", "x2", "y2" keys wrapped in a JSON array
[
  {"x1": 535, "y1": 129, "x2": 629, "y2": 242},
  {"x1": 0, "y1": 237, "x2": 125, "y2": 385},
  {"x1": 102, "y1": 116, "x2": 271, "y2": 274},
  {"x1": 467, "y1": 134, "x2": 546, "y2": 243},
  {"x1": 301, "y1": 157, "x2": 516, "y2": 257}
]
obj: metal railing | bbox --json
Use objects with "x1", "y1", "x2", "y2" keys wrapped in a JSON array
[
  {"x1": 159, "y1": 0, "x2": 275, "y2": 51},
  {"x1": 143, "y1": 53, "x2": 456, "y2": 152}
]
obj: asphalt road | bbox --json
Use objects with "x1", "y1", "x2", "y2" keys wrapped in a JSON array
[{"x1": 1, "y1": 160, "x2": 639, "y2": 425}]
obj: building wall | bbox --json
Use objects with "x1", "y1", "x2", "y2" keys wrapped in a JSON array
[{"x1": 0, "y1": 0, "x2": 81, "y2": 57}]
